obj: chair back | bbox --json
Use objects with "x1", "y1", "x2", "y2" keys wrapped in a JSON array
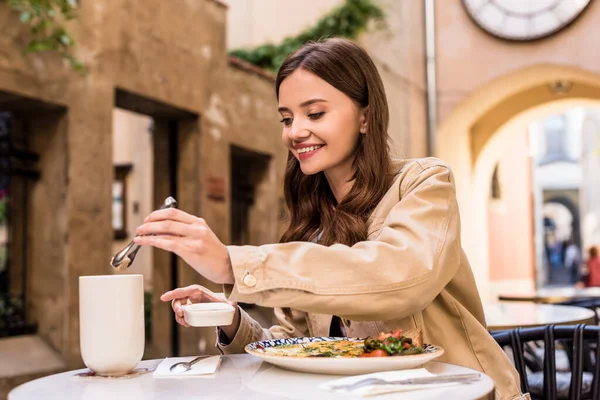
[{"x1": 492, "y1": 324, "x2": 600, "y2": 400}]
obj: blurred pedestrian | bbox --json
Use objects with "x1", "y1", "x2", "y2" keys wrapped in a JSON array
[
  {"x1": 564, "y1": 238, "x2": 581, "y2": 284},
  {"x1": 584, "y1": 246, "x2": 600, "y2": 287}
]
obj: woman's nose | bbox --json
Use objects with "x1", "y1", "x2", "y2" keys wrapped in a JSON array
[{"x1": 288, "y1": 123, "x2": 311, "y2": 141}]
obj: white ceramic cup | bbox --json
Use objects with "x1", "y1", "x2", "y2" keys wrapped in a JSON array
[{"x1": 79, "y1": 274, "x2": 145, "y2": 376}]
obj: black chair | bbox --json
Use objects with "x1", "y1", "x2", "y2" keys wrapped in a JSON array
[{"x1": 492, "y1": 324, "x2": 600, "y2": 400}]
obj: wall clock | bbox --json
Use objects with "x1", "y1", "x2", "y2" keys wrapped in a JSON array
[{"x1": 462, "y1": 0, "x2": 592, "y2": 41}]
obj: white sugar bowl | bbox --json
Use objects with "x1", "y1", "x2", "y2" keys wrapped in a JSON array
[{"x1": 181, "y1": 302, "x2": 236, "y2": 327}]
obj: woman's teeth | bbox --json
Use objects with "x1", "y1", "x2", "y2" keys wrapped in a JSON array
[{"x1": 297, "y1": 145, "x2": 323, "y2": 154}]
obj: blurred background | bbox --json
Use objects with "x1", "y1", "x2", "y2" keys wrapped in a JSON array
[{"x1": 1, "y1": 0, "x2": 599, "y2": 395}]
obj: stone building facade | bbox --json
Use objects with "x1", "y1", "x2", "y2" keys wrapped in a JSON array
[{"x1": 0, "y1": 0, "x2": 285, "y2": 393}]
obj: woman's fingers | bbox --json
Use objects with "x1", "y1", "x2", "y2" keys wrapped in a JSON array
[
  {"x1": 175, "y1": 314, "x2": 191, "y2": 327},
  {"x1": 136, "y1": 220, "x2": 201, "y2": 237},
  {"x1": 164, "y1": 286, "x2": 230, "y2": 329},
  {"x1": 161, "y1": 286, "x2": 198, "y2": 302},
  {"x1": 134, "y1": 235, "x2": 183, "y2": 252},
  {"x1": 161, "y1": 285, "x2": 227, "y2": 305},
  {"x1": 134, "y1": 209, "x2": 232, "y2": 285},
  {"x1": 171, "y1": 298, "x2": 186, "y2": 317},
  {"x1": 172, "y1": 298, "x2": 192, "y2": 327},
  {"x1": 144, "y1": 208, "x2": 203, "y2": 225},
  {"x1": 161, "y1": 285, "x2": 218, "y2": 303}
]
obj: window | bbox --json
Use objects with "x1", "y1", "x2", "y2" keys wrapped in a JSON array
[
  {"x1": 0, "y1": 113, "x2": 9, "y2": 294},
  {"x1": 0, "y1": 112, "x2": 39, "y2": 337},
  {"x1": 230, "y1": 146, "x2": 270, "y2": 245},
  {"x1": 490, "y1": 164, "x2": 501, "y2": 200},
  {"x1": 541, "y1": 115, "x2": 568, "y2": 163},
  {"x1": 113, "y1": 164, "x2": 132, "y2": 240}
]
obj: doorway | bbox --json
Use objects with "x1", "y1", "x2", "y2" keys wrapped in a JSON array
[
  {"x1": 230, "y1": 145, "x2": 273, "y2": 327},
  {"x1": 114, "y1": 89, "x2": 198, "y2": 358}
]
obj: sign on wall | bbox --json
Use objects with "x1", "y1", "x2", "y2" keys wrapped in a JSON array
[{"x1": 207, "y1": 176, "x2": 226, "y2": 202}]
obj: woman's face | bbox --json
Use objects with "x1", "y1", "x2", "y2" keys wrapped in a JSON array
[{"x1": 278, "y1": 69, "x2": 366, "y2": 178}]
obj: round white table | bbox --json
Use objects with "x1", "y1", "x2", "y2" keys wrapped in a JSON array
[
  {"x1": 498, "y1": 287, "x2": 600, "y2": 303},
  {"x1": 9, "y1": 354, "x2": 495, "y2": 400},
  {"x1": 485, "y1": 303, "x2": 596, "y2": 331}
]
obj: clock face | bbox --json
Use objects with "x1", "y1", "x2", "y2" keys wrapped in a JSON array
[{"x1": 462, "y1": 0, "x2": 592, "y2": 41}]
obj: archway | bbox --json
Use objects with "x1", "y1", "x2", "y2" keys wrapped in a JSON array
[
  {"x1": 544, "y1": 195, "x2": 581, "y2": 245},
  {"x1": 436, "y1": 64, "x2": 600, "y2": 302}
]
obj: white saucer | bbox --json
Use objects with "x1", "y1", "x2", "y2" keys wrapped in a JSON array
[{"x1": 182, "y1": 303, "x2": 236, "y2": 327}]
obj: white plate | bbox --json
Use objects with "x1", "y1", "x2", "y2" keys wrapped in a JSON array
[
  {"x1": 245, "y1": 337, "x2": 444, "y2": 375},
  {"x1": 182, "y1": 302, "x2": 235, "y2": 327}
]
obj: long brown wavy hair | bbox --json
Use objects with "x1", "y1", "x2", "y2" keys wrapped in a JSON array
[{"x1": 277, "y1": 38, "x2": 394, "y2": 246}]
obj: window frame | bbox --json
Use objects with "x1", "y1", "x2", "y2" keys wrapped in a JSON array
[{"x1": 113, "y1": 164, "x2": 133, "y2": 240}]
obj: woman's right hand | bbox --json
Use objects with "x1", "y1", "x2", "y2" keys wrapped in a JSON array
[{"x1": 160, "y1": 285, "x2": 241, "y2": 338}]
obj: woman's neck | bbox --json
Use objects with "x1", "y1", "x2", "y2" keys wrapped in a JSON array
[{"x1": 324, "y1": 166, "x2": 355, "y2": 203}]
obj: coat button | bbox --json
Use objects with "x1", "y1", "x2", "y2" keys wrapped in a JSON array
[{"x1": 243, "y1": 273, "x2": 257, "y2": 287}]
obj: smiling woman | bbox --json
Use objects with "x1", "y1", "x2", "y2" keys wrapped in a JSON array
[
  {"x1": 135, "y1": 38, "x2": 528, "y2": 400},
  {"x1": 276, "y1": 41, "x2": 391, "y2": 246}
]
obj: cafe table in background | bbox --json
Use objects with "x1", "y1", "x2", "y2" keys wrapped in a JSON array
[
  {"x1": 498, "y1": 287, "x2": 600, "y2": 303},
  {"x1": 9, "y1": 354, "x2": 495, "y2": 400},
  {"x1": 484, "y1": 302, "x2": 596, "y2": 331}
]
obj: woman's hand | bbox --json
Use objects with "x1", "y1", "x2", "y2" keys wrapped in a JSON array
[
  {"x1": 134, "y1": 209, "x2": 234, "y2": 284},
  {"x1": 160, "y1": 285, "x2": 241, "y2": 338}
]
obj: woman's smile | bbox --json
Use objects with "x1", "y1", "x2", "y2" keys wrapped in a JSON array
[{"x1": 296, "y1": 144, "x2": 325, "y2": 160}]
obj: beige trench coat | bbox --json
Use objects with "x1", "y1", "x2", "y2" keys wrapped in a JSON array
[{"x1": 219, "y1": 157, "x2": 526, "y2": 400}]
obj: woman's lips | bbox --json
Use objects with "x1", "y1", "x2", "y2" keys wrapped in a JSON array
[{"x1": 297, "y1": 145, "x2": 324, "y2": 161}]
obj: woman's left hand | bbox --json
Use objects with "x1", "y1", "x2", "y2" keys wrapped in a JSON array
[{"x1": 134, "y1": 208, "x2": 234, "y2": 284}]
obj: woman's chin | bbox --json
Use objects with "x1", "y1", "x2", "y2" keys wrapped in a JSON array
[{"x1": 299, "y1": 163, "x2": 323, "y2": 176}]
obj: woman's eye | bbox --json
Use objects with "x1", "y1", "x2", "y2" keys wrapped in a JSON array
[
  {"x1": 280, "y1": 117, "x2": 292, "y2": 127},
  {"x1": 308, "y1": 112, "x2": 325, "y2": 120}
]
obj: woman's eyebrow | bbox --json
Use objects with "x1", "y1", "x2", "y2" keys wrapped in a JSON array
[{"x1": 278, "y1": 98, "x2": 328, "y2": 113}]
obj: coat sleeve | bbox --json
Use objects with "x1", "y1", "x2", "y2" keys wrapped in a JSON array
[
  {"x1": 225, "y1": 163, "x2": 462, "y2": 321},
  {"x1": 217, "y1": 307, "x2": 309, "y2": 354}
]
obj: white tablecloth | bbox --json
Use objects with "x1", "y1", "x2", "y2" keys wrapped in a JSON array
[{"x1": 9, "y1": 355, "x2": 495, "y2": 400}]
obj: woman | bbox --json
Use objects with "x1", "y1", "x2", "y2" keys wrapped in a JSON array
[{"x1": 135, "y1": 38, "x2": 525, "y2": 399}]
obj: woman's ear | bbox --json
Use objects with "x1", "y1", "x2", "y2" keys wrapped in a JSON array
[{"x1": 359, "y1": 107, "x2": 368, "y2": 134}]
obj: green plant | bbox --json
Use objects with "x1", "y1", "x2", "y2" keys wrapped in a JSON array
[
  {"x1": 0, "y1": 196, "x2": 7, "y2": 224},
  {"x1": 7, "y1": 0, "x2": 85, "y2": 72},
  {"x1": 0, "y1": 248, "x2": 6, "y2": 272},
  {"x1": 229, "y1": 0, "x2": 386, "y2": 73},
  {"x1": 0, "y1": 294, "x2": 30, "y2": 337}
]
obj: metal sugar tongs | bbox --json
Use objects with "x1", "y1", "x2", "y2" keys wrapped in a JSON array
[{"x1": 110, "y1": 196, "x2": 178, "y2": 269}]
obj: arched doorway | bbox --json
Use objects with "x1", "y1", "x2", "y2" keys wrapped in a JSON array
[
  {"x1": 436, "y1": 64, "x2": 600, "y2": 302},
  {"x1": 544, "y1": 196, "x2": 581, "y2": 246}
]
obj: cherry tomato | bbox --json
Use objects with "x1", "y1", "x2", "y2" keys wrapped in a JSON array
[
  {"x1": 391, "y1": 329, "x2": 403, "y2": 339},
  {"x1": 369, "y1": 349, "x2": 389, "y2": 357}
]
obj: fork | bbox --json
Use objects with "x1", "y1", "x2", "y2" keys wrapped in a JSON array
[
  {"x1": 169, "y1": 355, "x2": 211, "y2": 373},
  {"x1": 329, "y1": 372, "x2": 482, "y2": 391}
]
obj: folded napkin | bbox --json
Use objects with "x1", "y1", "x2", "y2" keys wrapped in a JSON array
[
  {"x1": 153, "y1": 356, "x2": 222, "y2": 379},
  {"x1": 320, "y1": 368, "x2": 459, "y2": 397}
]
